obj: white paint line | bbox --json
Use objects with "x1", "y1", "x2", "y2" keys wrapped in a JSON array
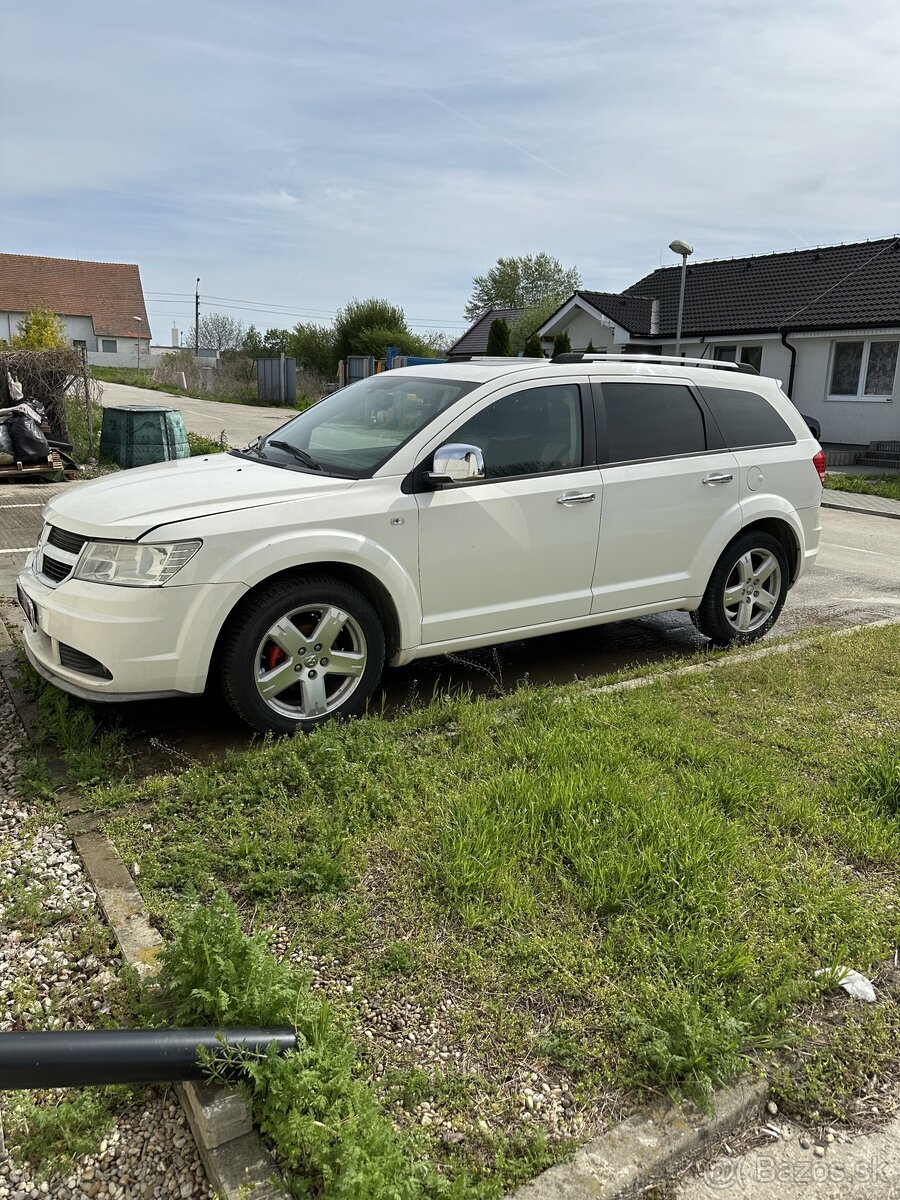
[
  {"x1": 825, "y1": 542, "x2": 896, "y2": 558},
  {"x1": 0, "y1": 548, "x2": 30, "y2": 555},
  {"x1": 836, "y1": 597, "x2": 900, "y2": 605},
  {"x1": 0, "y1": 503, "x2": 42, "y2": 509}
]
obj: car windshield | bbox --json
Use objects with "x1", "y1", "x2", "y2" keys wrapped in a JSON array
[{"x1": 233, "y1": 374, "x2": 478, "y2": 476}]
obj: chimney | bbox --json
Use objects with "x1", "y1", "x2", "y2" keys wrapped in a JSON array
[
  {"x1": 171, "y1": 326, "x2": 180, "y2": 347},
  {"x1": 650, "y1": 298, "x2": 659, "y2": 336}
]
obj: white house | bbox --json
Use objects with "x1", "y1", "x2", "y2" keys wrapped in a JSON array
[
  {"x1": 535, "y1": 237, "x2": 900, "y2": 457},
  {"x1": 0, "y1": 253, "x2": 150, "y2": 367}
]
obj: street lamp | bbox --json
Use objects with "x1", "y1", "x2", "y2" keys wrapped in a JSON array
[
  {"x1": 668, "y1": 239, "x2": 693, "y2": 358},
  {"x1": 133, "y1": 316, "x2": 143, "y2": 371}
]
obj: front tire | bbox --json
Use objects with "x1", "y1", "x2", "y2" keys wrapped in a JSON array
[
  {"x1": 692, "y1": 532, "x2": 789, "y2": 647},
  {"x1": 220, "y1": 576, "x2": 385, "y2": 734}
]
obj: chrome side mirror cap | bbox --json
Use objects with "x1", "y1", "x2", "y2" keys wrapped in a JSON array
[{"x1": 425, "y1": 443, "x2": 485, "y2": 486}]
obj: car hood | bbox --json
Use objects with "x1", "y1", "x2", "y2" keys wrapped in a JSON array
[{"x1": 42, "y1": 453, "x2": 356, "y2": 540}]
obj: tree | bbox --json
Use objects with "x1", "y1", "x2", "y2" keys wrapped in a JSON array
[
  {"x1": 508, "y1": 295, "x2": 565, "y2": 356},
  {"x1": 11, "y1": 308, "x2": 68, "y2": 350},
  {"x1": 523, "y1": 333, "x2": 544, "y2": 358},
  {"x1": 288, "y1": 323, "x2": 338, "y2": 375},
  {"x1": 332, "y1": 298, "x2": 431, "y2": 363},
  {"x1": 241, "y1": 325, "x2": 266, "y2": 358},
  {"x1": 464, "y1": 253, "x2": 581, "y2": 322},
  {"x1": 485, "y1": 318, "x2": 511, "y2": 356},
  {"x1": 552, "y1": 331, "x2": 572, "y2": 356},
  {"x1": 262, "y1": 328, "x2": 293, "y2": 356},
  {"x1": 184, "y1": 311, "x2": 246, "y2": 352}
]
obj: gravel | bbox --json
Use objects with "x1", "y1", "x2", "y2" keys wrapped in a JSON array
[
  {"x1": 270, "y1": 929, "x2": 595, "y2": 1150},
  {"x1": 0, "y1": 672, "x2": 212, "y2": 1199}
]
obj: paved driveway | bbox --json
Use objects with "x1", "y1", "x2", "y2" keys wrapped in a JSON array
[{"x1": 98, "y1": 380, "x2": 292, "y2": 446}]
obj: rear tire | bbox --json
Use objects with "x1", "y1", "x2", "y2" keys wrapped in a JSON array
[
  {"x1": 693, "y1": 532, "x2": 789, "y2": 647},
  {"x1": 220, "y1": 576, "x2": 385, "y2": 734}
]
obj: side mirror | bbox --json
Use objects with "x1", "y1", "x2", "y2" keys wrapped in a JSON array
[{"x1": 425, "y1": 443, "x2": 485, "y2": 487}]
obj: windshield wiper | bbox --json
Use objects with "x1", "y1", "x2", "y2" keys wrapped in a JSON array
[{"x1": 265, "y1": 440, "x2": 323, "y2": 471}]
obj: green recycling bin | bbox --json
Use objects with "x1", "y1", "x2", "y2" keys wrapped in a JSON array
[{"x1": 100, "y1": 405, "x2": 190, "y2": 469}]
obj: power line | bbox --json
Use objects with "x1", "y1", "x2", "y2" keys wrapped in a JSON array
[{"x1": 144, "y1": 292, "x2": 468, "y2": 328}]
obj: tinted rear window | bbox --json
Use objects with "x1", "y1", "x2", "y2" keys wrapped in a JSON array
[
  {"x1": 600, "y1": 382, "x2": 707, "y2": 462},
  {"x1": 700, "y1": 386, "x2": 796, "y2": 449}
]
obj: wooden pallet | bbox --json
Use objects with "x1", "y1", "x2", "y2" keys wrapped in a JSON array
[{"x1": 0, "y1": 449, "x2": 64, "y2": 481}]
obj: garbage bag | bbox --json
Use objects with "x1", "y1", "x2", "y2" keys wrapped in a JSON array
[
  {"x1": 0, "y1": 421, "x2": 13, "y2": 465},
  {"x1": 9, "y1": 412, "x2": 50, "y2": 461}
]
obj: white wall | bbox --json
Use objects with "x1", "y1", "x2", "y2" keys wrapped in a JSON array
[
  {"x1": 86, "y1": 339, "x2": 157, "y2": 369},
  {"x1": 1, "y1": 310, "x2": 97, "y2": 348},
  {"x1": 788, "y1": 335, "x2": 900, "y2": 446}
]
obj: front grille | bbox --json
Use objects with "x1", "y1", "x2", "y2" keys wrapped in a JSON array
[
  {"x1": 58, "y1": 643, "x2": 112, "y2": 680},
  {"x1": 47, "y1": 526, "x2": 88, "y2": 555},
  {"x1": 41, "y1": 555, "x2": 72, "y2": 584}
]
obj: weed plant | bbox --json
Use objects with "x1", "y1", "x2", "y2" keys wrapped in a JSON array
[{"x1": 156, "y1": 893, "x2": 485, "y2": 1198}]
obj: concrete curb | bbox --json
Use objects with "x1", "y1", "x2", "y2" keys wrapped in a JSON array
[
  {"x1": 821, "y1": 499, "x2": 900, "y2": 520},
  {"x1": 509, "y1": 1079, "x2": 768, "y2": 1199},
  {"x1": 0, "y1": 657, "x2": 289, "y2": 1200}
]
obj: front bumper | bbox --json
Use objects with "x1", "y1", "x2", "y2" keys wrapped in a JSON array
[{"x1": 17, "y1": 557, "x2": 247, "y2": 701}]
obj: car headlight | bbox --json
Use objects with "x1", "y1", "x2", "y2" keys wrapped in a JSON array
[{"x1": 73, "y1": 540, "x2": 202, "y2": 587}]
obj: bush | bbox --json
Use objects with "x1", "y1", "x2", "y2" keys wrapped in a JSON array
[{"x1": 485, "y1": 318, "x2": 511, "y2": 356}]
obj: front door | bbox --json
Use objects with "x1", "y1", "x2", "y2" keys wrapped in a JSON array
[{"x1": 416, "y1": 382, "x2": 602, "y2": 645}]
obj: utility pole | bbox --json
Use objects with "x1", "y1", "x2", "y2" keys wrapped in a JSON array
[{"x1": 195, "y1": 277, "x2": 200, "y2": 356}]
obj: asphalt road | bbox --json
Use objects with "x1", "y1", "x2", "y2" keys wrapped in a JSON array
[{"x1": 98, "y1": 379, "x2": 293, "y2": 446}]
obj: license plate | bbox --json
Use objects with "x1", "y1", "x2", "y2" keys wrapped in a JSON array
[{"x1": 16, "y1": 583, "x2": 37, "y2": 632}]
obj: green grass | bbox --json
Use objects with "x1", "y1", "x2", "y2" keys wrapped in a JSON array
[
  {"x1": 825, "y1": 472, "x2": 900, "y2": 502},
  {"x1": 85, "y1": 623, "x2": 900, "y2": 1191}
]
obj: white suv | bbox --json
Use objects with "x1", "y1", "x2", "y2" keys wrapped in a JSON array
[{"x1": 17, "y1": 355, "x2": 824, "y2": 733}]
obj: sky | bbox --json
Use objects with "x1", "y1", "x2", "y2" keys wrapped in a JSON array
[{"x1": 4, "y1": 0, "x2": 900, "y2": 345}]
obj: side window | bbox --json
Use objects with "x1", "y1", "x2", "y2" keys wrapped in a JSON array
[
  {"x1": 699, "y1": 386, "x2": 796, "y2": 449},
  {"x1": 452, "y1": 384, "x2": 582, "y2": 478},
  {"x1": 101, "y1": 339, "x2": 117, "y2": 353},
  {"x1": 600, "y1": 382, "x2": 706, "y2": 463}
]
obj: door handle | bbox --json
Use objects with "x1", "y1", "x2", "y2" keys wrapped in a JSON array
[
  {"x1": 702, "y1": 472, "x2": 734, "y2": 486},
  {"x1": 557, "y1": 492, "x2": 596, "y2": 505}
]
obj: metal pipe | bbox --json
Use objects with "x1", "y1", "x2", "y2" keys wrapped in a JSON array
[
  {"x1": 0, "y1": 1027, "x2": 297, "y2": 1091},
  {"x1": 669, "y1": 239, "x2": 694, "y2": 359},
  {"x1": 779, "y1": 327, "x2": 797, "y2": 398}
]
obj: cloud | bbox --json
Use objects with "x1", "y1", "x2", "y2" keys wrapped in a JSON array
[{"x1": 4, "y1": 0, "x2": 900, "y2": 339}]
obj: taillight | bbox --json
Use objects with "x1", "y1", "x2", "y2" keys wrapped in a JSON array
[{"x1": 813, "y1": 450, "x2": 826, "y2": 485}]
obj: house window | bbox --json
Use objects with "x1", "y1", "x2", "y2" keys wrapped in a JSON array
[
  {"x1": 101, "y1": 339, "x2": 117, "y2": 353},
  {"x1": 713, "y1": 344, "x2": 763, "y2": 372},
  {"x1": 72, "y1": 339, "x2": 86, "y2": 351},
  {"x1": 829, "y1": 340, "x2": 898, "y2": 398}
]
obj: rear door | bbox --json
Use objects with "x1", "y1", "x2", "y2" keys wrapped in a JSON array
[{"x1": 590, "y1": 378, "x2": 741, "y2": 613}]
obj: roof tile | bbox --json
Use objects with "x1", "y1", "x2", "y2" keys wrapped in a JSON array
[{"x1": 0, "y1": 254, "x2": 149, "y2": 339}]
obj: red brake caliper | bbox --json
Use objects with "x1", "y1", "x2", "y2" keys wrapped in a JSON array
[{"x1": 264, "y1": 643, "x2": 287, "y2": 671}]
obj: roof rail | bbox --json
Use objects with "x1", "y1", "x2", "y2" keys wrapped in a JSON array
[{"x1": 550, "y1": 352, "x2": 759, "y2": 375}]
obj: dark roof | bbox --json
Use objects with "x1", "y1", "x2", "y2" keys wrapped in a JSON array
[
  {"x1": 624, "y1": 236, "x2": 900, "y2": 336},
  {"x1": 447, "y1": 307, "x2": 523, "y2": 357},
  {"x1": 0, "y1": 253, "x2": 150, "y2": 338},
  {"x1": 572, "y1": 290, "x2": 657, "y2": 335}
]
